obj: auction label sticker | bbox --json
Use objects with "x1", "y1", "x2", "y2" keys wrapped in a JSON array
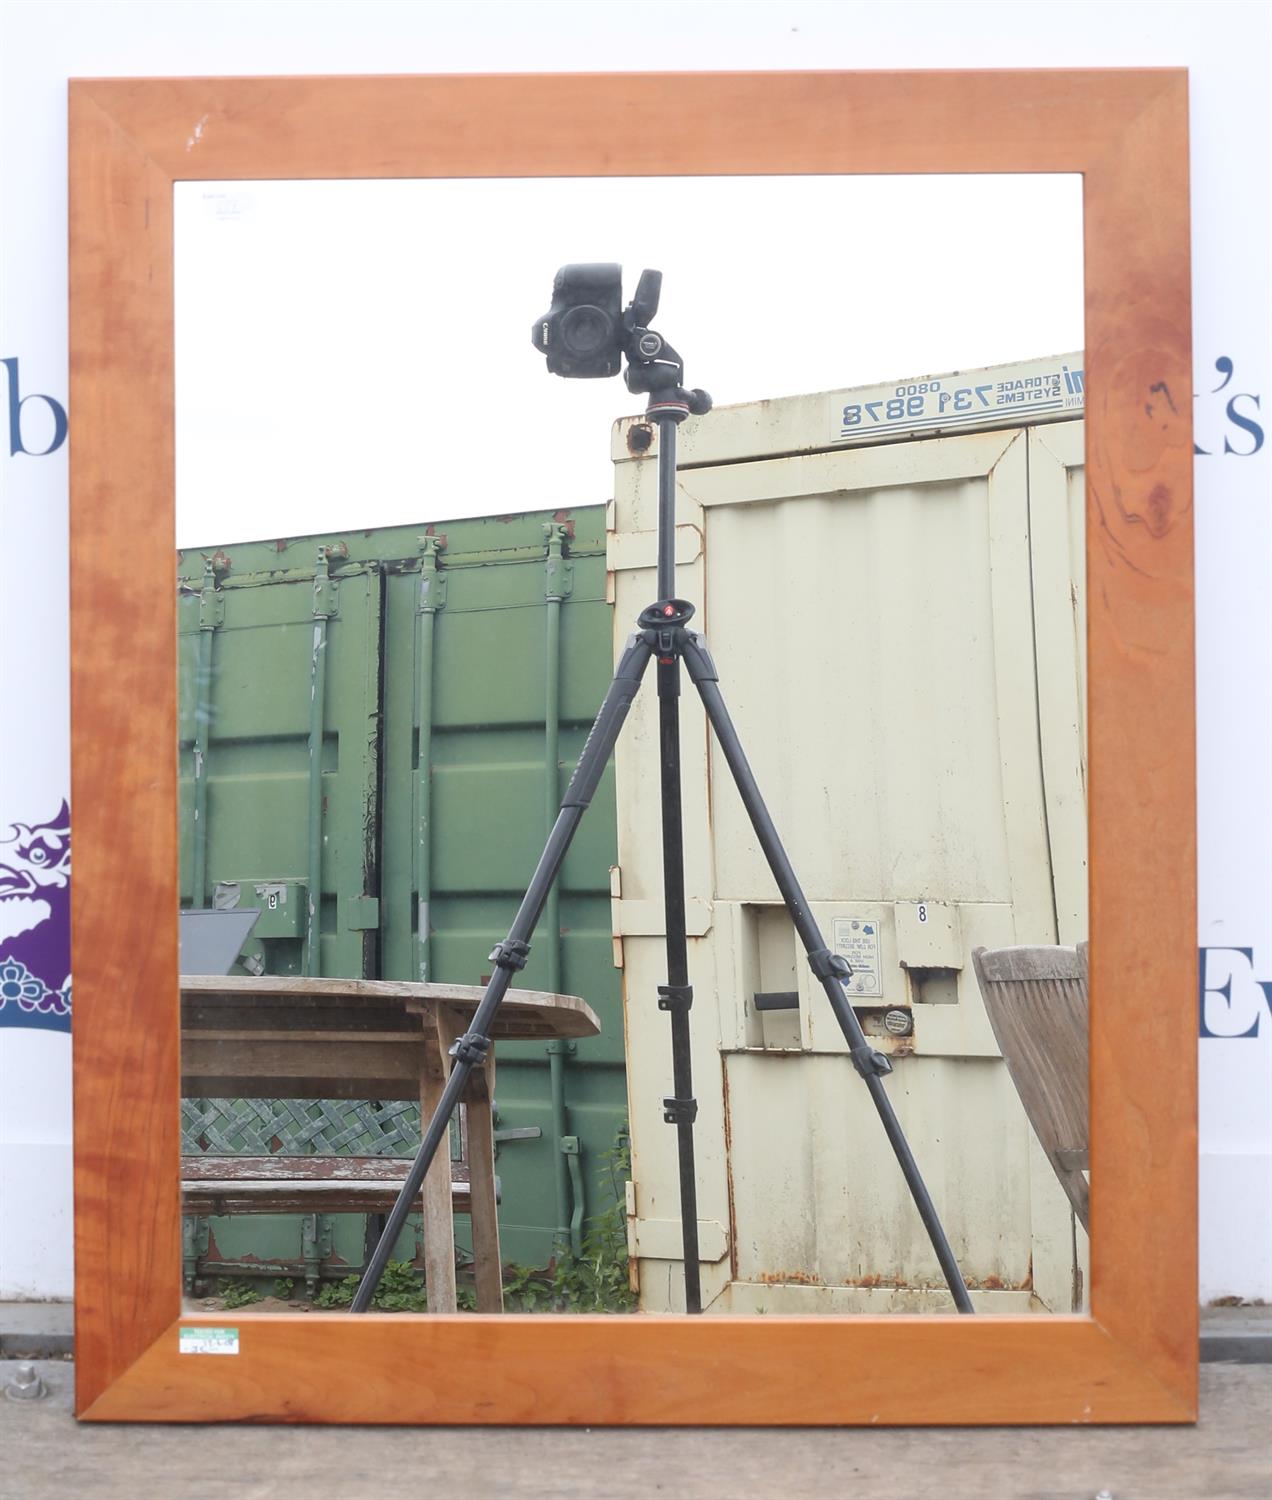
[
  {"x1": 179, "y1": 1327, "x2": 239, "y2": 1356},
  {"x1": 832, "y1": 918, "x2": 884, "y2": 998}
]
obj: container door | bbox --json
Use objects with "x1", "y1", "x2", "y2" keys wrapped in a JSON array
[
  {"x1": 376, "y1": 522, "x2": 628, "y2": 1270},
  {"x1": 1023, "y1": 420, "x2": 1091, "y2": 1313},
  {"x1": 177, "y1": 558, "x2": 387, "y2": 1290},
  {"x1": 1028, "y1": 420, "x2": 1088, "y2": 944},
  {"x1": 611, "y1": 419, "x2": 1089, "y2": 1313},
  {"x1": 178, "y1": 562, "x2": 384, "y2": 979}
]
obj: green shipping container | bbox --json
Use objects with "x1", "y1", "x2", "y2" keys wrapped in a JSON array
[{"x1": 177, "y1": 507, "x2": 625, "y2": 1293}]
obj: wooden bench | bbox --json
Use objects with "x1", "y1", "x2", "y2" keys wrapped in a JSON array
[
  {"x1": 181, "y1": 1153, "x2": 485, "y2": 1217},
  {"x1": 180, "y1": 976, "x2": 600, "y2": 1312}
]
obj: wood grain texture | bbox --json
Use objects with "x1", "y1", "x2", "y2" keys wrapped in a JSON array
[
  {"x1": 180, "y1": 1155, "x2": 477, "y2": 1217},
  {"x1": 69, "y1": 84, "x2": 182, "y2": 1412},
  {"x1": 972, "y1": 945, "x2": 1091, "y2": 1230},
  {"x1": 418, "y1": 1030, "x2": 459, "y2": 1314},
  {"x1": 181, "y1": 975, "x2": 602, "y2": 1038},
  {"x1": 69, "y1": 69, "x2": 1194, "y2": 1425},
  {"x1": 82, "y1": 1315, "x2": 1178, "y2": 1427}
]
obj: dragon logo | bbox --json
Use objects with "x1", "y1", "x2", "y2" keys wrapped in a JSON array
[{"x1": 0, "y1": 800, "x2": 71, "y2": 1030}]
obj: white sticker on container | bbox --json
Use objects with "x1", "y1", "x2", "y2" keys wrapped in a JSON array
[
  {"x1": 179, "y1": 1326, "x2": 239, "y2": 1356},
  {"x1": 828, "y1": 354, "x2": 1084, "y2": 446},
  {"x1": 832, "y1": 918, "x2": 884, "y2": 998}
]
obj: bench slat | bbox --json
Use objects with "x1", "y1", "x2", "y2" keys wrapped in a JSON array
[{"x1": 180, "y1": 1154, "x2": 491, "y2": 1217}]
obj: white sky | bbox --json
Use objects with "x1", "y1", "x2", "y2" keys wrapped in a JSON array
[{"x1": 175, "y1": 175, "x2": 1082, "y2": 548}]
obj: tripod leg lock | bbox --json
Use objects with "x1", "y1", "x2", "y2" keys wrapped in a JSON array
[
  {"x1": 662, "y1": 1095, "x2": 698, "y2": 1125},
  {"x1": 449, "y1": 1031, "x2": 492, "y2": 1068},
  {"x1": 850, "y1": 1044, "x2": 893, "y2": 1079},
  {"x1": 488, "y1": 938, "x2": 531, "y2": 972},
  {"x1": 657, "y1": 983, "x2": 694, "y2": 1014},
  {"x1": 808, "y1": 947, "x2": 853, "y2": 983}
]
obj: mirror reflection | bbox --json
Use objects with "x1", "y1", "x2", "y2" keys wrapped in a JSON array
[{"x1": 175, "y1": 175, "x2": 1087, "y2": 1318}]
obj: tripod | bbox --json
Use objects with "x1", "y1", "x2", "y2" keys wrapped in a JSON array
[{"x1": 352, "y1": 319, "x2": 974, "y2": 1318}]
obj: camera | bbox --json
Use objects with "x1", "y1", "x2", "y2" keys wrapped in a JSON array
[
  {"x1": 532, "y1": 264, "x2": 709, "y2": 415},
  {"x1": 532, "y1": 264, "x2": 664, "y2": 380},
  {"x1": 532, "y1": 263, "x2": 625, "y2": 378}
]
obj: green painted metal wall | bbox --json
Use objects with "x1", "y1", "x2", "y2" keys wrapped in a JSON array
[{"x1": 177, "y1": 507, "x2": 624, "y2": 1287}]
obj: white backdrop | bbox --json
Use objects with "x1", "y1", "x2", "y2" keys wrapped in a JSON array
[{"x1": 0, "y1": 0, "x2": 1267, "y2": 1304}]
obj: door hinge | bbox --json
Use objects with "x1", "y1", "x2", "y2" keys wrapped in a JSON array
[
  {"x1": 418, "y1": 535, "x2": 448, "y2": 613},
  {"x1": 313, "y1": 544, "x2": 347, "y2": 619},
  {"x1": 544, "y1": 523, "x2": 574, "y2": 601}
]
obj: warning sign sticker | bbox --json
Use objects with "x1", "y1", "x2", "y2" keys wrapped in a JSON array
[{"x1": 831, "y1": 917, "x2": 884, "y2": 998}]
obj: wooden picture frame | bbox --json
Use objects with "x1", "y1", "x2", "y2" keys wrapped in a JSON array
[{"x1": 68, "y1": 70, "x2": 1194, "y2": 1425}]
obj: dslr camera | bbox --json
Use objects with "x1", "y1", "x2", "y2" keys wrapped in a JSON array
[
  {"x1": 531, "y1": 263, "x2": 659, "y2": 379},
  {"x1": 532, "y1": 264, "x2": 710, "y2": 413}
]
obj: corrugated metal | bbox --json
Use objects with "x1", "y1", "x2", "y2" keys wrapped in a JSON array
[
  {"x1": 609, "y1": 372, "x2": 1088, "y2": 1314},
  {"x1": 177, "y1": 508, "x2": 626, "y2": 1283}
]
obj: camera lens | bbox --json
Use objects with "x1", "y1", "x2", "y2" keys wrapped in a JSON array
[{"x1": 560, "y1": 303, "x2": 613, "y2": 357}]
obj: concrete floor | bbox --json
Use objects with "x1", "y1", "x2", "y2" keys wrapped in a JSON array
[{"x1": 2, "y1": 1359, "x2": 1269, "y2": 1500}]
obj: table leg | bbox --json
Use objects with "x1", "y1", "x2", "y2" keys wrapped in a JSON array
[
  {"x1": 418, "y1": 1030, "x2": 458, "y2": 1314},
  {"x1": 465, "y1": 1061, "x2": 504, "y2": 1314}
]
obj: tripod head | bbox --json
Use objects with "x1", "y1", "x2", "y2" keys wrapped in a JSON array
[{"x1": 531, "y1": 264, "x2": 712, "y2": 418}]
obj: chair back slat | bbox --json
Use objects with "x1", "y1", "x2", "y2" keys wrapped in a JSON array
[{"x1": 971, "y1": 943, "x2": 1089, "y2": 1231}]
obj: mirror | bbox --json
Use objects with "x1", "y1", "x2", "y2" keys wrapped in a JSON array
[
  {"x1": 173, "y1": 173, "x2": 1088, "y2": 1319},
  {"x1": 69, "y1": 69, "x2": 1194, "y2": 1425}
]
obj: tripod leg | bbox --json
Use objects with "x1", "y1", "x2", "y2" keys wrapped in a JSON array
[
  {"x1": 351, "y1": 633, "x2": 655, "y2": 1313},
  {"x1": 679, "y1": 631, "x2": 975, "y2": 1315},
  {"x1": 656, "y1": 654, "x2": 703, "y2": 1314}
]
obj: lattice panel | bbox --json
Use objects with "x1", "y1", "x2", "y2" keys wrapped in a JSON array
[{"x1": 181, "y1": 1098, "x2": 460, "y2": 1160}]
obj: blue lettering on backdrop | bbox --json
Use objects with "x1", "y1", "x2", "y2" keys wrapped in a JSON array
[
  {"x1": 1, "y1": 352, "x2": 1258, "y2": 460},
  {"x1": 1, "y1": 357, "x2": 68, "y2": 457},
  {"x1": 1194, "y1": 355, "x2": 1265, "y2": 456},
  {"x1": 1199, "y1": 946, "x2": 1272, "y2": 1039},
  {"x1": 1224, "y1": 394, "x2": 1263, "y2": 456}
]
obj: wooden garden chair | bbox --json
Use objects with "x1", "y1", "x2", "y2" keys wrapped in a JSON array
[{"x1": 971, "y1": 942, "x2": 1090, "y2": 1231}]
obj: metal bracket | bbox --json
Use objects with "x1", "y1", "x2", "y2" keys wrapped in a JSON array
[
  {"x1": 657, "y1": 983, "x2": 694, "y2": 1014},
  {"x1": 449, "y1": 1031, "x2": 491, "y2": 1067},
  {"x1": 849, "y1": 1044, "x2": 894, "y2": 1078},
  {"x1": 808, "y1": 947, "x2": 852, "y2": 983},
  {"x1": 343, "y1": 894, "x2": 381, "y2": 931},
  {"x1": 418, "y1": 535, "x2": 448, "y2": 613},
  {"x1": 198, "y1": 590, "x2": 224, "y2": 631},
  {"x1": 302, "y1": 1213, "x2": 334, "y2": 1300},
  {"x1": 488, "y1": 937, "x2": 531, "y2": 972},
  {"x1": 198, "y1": 556, "x2": 225, "y2": 630},
  {"x1": 182, "y1": 1214, "x2": 210, "y2": 1293},
  {"x1": 313, "y1": 545, "x2": 345, "y2": 620},
  {"x1": 662, "y1": 1096, "x2": 698, "y2": 1125},
  {"x1": 544, "y1": 523, "x2": 574, "y2": 602}
]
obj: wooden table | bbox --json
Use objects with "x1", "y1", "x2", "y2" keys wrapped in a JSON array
[{"x1": 180, "y1": 976, "x2": 601, "y2": 1313}]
